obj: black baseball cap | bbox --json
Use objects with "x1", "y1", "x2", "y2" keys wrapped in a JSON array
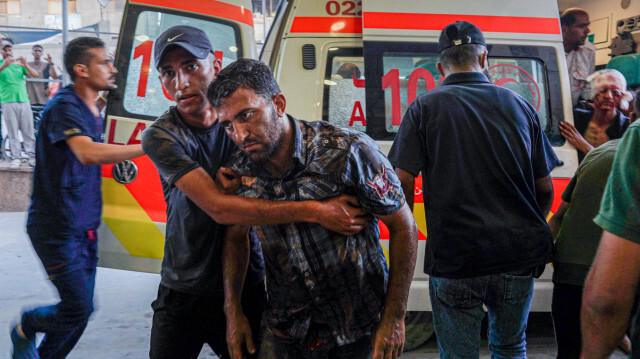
[
  {"x1": 154, "y1": 25, "x2": 213, "y2": 68},
  {"x1": 438, "y1": 21, "x2": 486, "y2": 52}
]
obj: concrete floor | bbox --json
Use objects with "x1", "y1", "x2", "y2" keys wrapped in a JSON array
[{"x1": 0, "y1": 212, "x2": 628, "y2": 358}]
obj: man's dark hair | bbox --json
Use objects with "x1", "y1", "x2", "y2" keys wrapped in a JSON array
[
  {"x1": 439, "y1": 44, "x2": 485, "y2": 71},
  {"x1": 208, "y1": 58, "x2": 281, "y2": 108},
  {"x1": 64, "y1": 37, "x2": 105, "y2": 81},
  {"x1": 560, "y1": 8, "x2": 589, "y2": 27},
  {"x1": 33, "y1": 44, "x2": 43, "y2": 51}
]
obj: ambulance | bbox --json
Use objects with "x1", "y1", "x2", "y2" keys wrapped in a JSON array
[{"x1": 101, "y1": 0, "x2": 578, "y2": 350}]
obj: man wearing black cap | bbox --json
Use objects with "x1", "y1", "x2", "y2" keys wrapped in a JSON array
[
  {"x1": 388, "y1": 21, "x2": 560, "y2": 357},
  {"x1": 142, "y1": 26, "x2": 369, "y2": 359}
]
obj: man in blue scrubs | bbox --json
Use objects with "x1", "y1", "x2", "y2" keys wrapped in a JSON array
[{"x1": 10, "y1": 37, "x2": 144, "y2": 359}]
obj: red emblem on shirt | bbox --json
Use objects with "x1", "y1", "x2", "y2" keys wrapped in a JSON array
[{"x1": 366, "y1": 165, "x2": 393, "y2": 200}]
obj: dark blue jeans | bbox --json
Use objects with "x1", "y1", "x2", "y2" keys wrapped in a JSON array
[
  {"x1": 429, "y1": 271, "x2": 534, "y2": 359},
  {"x1": 21, "y1": 231, "x2": 98, "y2": 359}
]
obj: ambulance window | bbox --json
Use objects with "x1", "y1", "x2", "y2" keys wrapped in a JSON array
[
  {"x1": 119, "y1": 10, "x2": 241, "y2": 119},
  {"x1": 363, "y1": 42, "x2": 564, "y2": 145},
  {"x1": 381, "y1": 52, "x2": 441, "y2": 134},
  {"x1": 322, "y1": 47, "x2": 365, "y2": 132},
  {"x1": 487, "y1": 58, "x2": 549, "y2": 130}
]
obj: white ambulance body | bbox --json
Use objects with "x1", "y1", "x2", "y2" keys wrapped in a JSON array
[{"x1": 101, "y1": 0, "x2": 580, "y2": 350}]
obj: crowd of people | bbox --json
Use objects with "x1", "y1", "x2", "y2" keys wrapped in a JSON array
[
  {"x1": 0, "y1": 39, "x2": 60, "y2": 168},
  {"x1": 6, "y1": 7, "x2": 640, "y2": 359}
]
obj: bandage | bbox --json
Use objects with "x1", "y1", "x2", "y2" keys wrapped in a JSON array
[{"x1": 587, "y1": 69, "x2": 633, "y2": 110}]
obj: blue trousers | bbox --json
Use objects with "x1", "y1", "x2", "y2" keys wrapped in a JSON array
[
  {"x1": 429, "y1": 271, "x2": 534, "y2": 359},
  {"x1": 21, "y1": 232, "x2": 98, "y2": 359}
]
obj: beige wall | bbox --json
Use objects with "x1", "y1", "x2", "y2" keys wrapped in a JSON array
[{"x1": 559, "y1": 0, "x2": 640, "y2": 66}]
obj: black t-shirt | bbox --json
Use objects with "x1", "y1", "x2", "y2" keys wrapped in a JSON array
[
  {"x1": 389, "y1": 72, "x2": 560, "y2": 278},
  {"x1": 142, "y1": 107, "x2": 264, "y2": 295}
]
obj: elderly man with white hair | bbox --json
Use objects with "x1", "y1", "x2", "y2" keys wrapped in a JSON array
[{"x1": 560, "y1": 68, "x2": 632, "y2": 163}]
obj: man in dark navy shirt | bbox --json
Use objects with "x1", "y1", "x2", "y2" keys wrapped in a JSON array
[
  {"x1": 142, "y1": 26, "x2": 369, "y2": 359},
  {"x1": 388, "y1": 21, "x2": 559, "y2": 358},
  {"x1": 10, "y1": 37, "x2": 144, "y2": 359}
]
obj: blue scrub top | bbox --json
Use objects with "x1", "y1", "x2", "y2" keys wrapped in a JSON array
[{"x1": 27, "y1": 86, "x2": 104, "y2": 237}]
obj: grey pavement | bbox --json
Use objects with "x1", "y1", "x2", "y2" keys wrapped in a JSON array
[{"x1": 0, "y1": 212, "x2": 627, "y2": 358}]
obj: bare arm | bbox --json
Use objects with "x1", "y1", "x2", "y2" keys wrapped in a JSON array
[
  {"x1": 372, "y1": 203, "x2": 418, "y2": 359},
  {"x1": 223, "y1": 224, "x2": 256, "y2": 359},
  {"x1": 66, "y1": 135, "x2": 144, "y2": 166},
  {"x1": 394, "y1": 167, "x2": 416, "y2": 211},
  {"x1": 45, "y1": 54, "x2": 58, "y2": 79},
  {"x1": 548, "y1": 200, "x2": 569, "y2": 238},
  {"x1": 174, "y1": 167, "x2": 369, "y2": 232},
  {"x1": 560, "y1": 121, "x2": 594, "y2": 155},
  {"x1": 581, "y1": 231, "x2": 640, "y2": 359},
  {"x1": 18, "y1": 57, "x2": 38, "y2": 78},
  {"x1": 534, "y1": 175, "x2": 554, "y2": 217}
]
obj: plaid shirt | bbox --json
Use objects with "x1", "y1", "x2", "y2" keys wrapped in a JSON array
[{"x1": 227, "y1": 115, "x2": 405, "y2": 346}]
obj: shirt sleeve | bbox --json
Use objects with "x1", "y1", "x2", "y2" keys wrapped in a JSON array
[
  {"x1": 594, "y1": 125, "x2": 640, "y2": 243},
  {"x1": 387, "y1": 104, "x2": 426, "y2": 176},
  {"x1": 528, "y1": 103, "x2": 560, "y2": 178},
  {"x1": 142, "y1": 123, "x2": 200, "y2": 186},
  {"x1": 561, "y1": 174, "x2": 577, "y2": 203},
  {"x1": 342, "y1": 133, "x2": 405, "y2": 216},
  {"x1": 47, "y1": 99, "x2": 95, "y2": 145}
]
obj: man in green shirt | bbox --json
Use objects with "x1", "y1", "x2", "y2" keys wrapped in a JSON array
[
  {"x1": 0, "y1": 40, "x2": 38, "y2": 168},
  {"x1": 580, "y1": 119, "x2": 640, "y2": 358},
  {"x1": 548, "y1": 139, "x2": 621, "y2": 358}
]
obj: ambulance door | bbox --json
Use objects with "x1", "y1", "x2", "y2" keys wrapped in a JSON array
[
  {"x1": 264, "y1": 0, "x2": 364, "y2": 123},
  {"x1": 99, "y1": 0, "x2": 256, "y2": 273},
  {"x1": 361, "y1": 0, "x2": 576, "y2": 314}
]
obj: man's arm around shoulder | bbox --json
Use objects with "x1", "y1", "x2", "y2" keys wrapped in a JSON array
[
  {"x1": 173, "y1": 167, "x2": 369, "y2": 234},
  {"x1": 372, "y1": 203, "x2": 418, "y2": 359}
]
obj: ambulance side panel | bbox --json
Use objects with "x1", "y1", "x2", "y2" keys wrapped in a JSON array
[{"x1": 98, "y1": 0, "x2": 256, "y2": 273}]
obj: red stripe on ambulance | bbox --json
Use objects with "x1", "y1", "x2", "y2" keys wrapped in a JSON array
[
  {"x1": 363, "y1": 12, "x2": 561, "y2": 34},
  {"x1": 290, "y1": 17, "x2": 363, "y2": 33},
  {"x1": 129, "y1": 0, "x2": 254, "y2": 27}
]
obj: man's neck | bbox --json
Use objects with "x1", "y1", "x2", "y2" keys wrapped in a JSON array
[
  {"x1": 592, "y1": 107, "x2": 617, "y2": 126},
  {"x1": 263, "y1": 116, "x2": 294, "y2": 178},
  {"x1": 33, "y1": 58, "x2": 41, "y2": 65},
  {"x1": 564, "y1": 42, "x2": 580, "y2": 53},
  {"x1": 73, "y1": 82, "x2": 101, "y2": 116},
  {"x1": 180, "y1": 108, "x2": 217, "y2": 128}
]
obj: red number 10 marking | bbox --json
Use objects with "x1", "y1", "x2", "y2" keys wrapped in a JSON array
[{"x1": 382, "y1": 68, "x2": 436, "y2": 126}]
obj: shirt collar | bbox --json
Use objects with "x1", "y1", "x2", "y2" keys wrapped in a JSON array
[
  {"x1": 441, "y1": 71, "x2": 491, "y2": 86},
  {"x1": 289, "y1": 114, "x2": 306, "y2": 170}
]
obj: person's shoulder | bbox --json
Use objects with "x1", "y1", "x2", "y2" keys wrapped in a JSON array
[
  {"x1": 582, "y1": 42, "x2": 597, "y2": 52},
  {"x1": 306, "y1": 119, "x2": 380, "y2": 153},
  {"x1": 143, "y1": 108, "x2": 182, "y2": 140}
]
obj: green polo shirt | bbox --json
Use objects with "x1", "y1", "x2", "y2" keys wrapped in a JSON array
[
  {"x1": 552, "y1": 139, "x2": 620, "y2": 286},
  {"x1": 0, "y1": 61, "x2": 29, "y2": 103},
  {"x1": 594, "y1": 120, "x2": 640, "y2": 244}
]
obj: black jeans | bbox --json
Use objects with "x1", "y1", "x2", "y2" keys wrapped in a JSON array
[
  {"x1": 551, "y1": 283, "x2": 583, "y2": 359},
  {"x1": 149, "y1": 280, "x2": 266, "y2": 359}
]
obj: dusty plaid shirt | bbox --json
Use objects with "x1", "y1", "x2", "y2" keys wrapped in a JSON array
[{"x1": 227, "y1": 115, "x2": 405, "y2": 346}]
